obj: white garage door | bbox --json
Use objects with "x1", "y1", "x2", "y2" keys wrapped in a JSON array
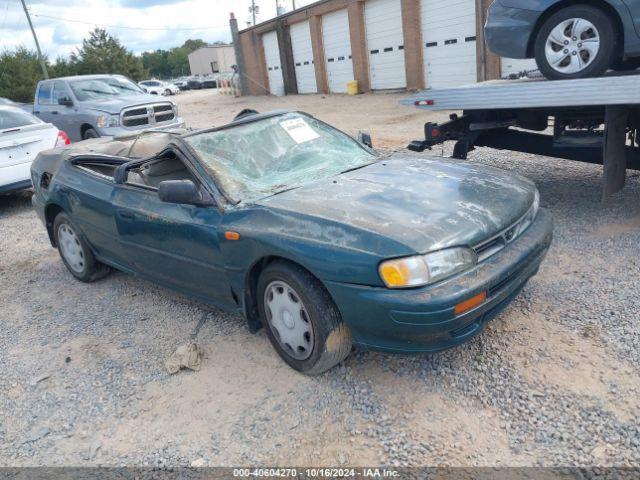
[
  {"x1": 263, "y1": 31, "x2": 285, "y2": 96},
  {"x1": 290, "y1": 21, "x2": 317, "y2": 93},
  {"x1": 322, "y1": 9, "x2": 353, "y2": 93},
  {"x1": 501, "y1": 57, "x2": 538, "y2": 77},
  {"x1": 364, "y1": 0, "x2": 406, "y2": 90},
  {"x1": 421, "y1": 0, "x2": 477, "y2": 88}
]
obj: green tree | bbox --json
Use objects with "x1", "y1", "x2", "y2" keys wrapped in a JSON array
[
  {"x1": 70, "y1": 28, "x2": 147, "y2": 81},
  {"x1": 181, "y1": 39, "x2": 208, "y2": 53},
  {"x1": 142, "y1": 49, "x2": 171, "y2": 78},
  {"x1": 0, "y1": 47, "x2": 44, "y2": 102},
  {"x1": 49, "y1": 56, "x2": 76, "y2": 78}
]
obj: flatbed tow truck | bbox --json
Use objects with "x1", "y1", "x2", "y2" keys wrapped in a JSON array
[{"x1": 401, "y1": 72, "x2": 640, "y2": 201}]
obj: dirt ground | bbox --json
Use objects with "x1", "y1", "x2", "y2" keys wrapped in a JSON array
[
  {"x1": 174, "y1": 89, "x2": 451, "y2": 149},
  {"x1": 1, "y1": 89, "x2": 639, "y2": 468}
]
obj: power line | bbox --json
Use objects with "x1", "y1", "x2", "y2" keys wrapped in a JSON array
[{"x1": 30, "y1": 12, "x2": 229, "y2": 31}]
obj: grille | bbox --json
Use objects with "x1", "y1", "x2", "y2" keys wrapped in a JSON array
[
  {"x1": 473, "y1": 206, "x2": 536, "y2": 262},
  {"x1": 121, "y1": 103, "x2": 175, "y2": 128}
]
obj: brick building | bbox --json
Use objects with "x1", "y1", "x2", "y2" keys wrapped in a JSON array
[{"x1": 231, "y1": 0, "x2": 536, "y2": 96}]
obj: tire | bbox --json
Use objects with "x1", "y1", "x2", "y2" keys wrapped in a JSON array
[
  {"x1": 164, "y1": 89, "x2": 172, "y2": 96},
  {"x1": 257, "y1": 260, "x2": 352, "y2": 375},
  {"x1": 534, "y1": 5, "x2": 617, "y2": 80},
  {"x1": 53, "y1": 212, "x2": 111, "y2": 282},
  {"x1": 82, "y1": 128, "x2": 99, "y2": 140}
]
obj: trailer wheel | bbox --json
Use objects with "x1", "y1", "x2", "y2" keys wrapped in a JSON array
[{"x1": 534, "y1": 5, "x2": 617, "y2": 80}]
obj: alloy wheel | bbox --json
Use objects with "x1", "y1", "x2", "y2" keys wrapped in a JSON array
[{"x1": 545, "y1": 18, "x2": 600, "y2": 74}]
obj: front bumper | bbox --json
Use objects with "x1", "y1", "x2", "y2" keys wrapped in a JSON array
[
  {"x1": 324, "y1": 208, "x2": 553, "y2": 353},
  {"x1": 97, "y1": 117, "x2": 185, "y2": 137},
  {"x1": 484, "y1": 1, "x2": 542, "y2": 59}
]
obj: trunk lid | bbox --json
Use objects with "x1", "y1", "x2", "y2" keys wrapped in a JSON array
[{"x1": 0, "y1": 122, "x2": 59, "y2": 168}]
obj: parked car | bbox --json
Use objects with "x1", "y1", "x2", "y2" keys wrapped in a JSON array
[
  {"x1": 1, "y1": 105, "x2": 69, "y2": 194},
  {"x1": 139, "y1": 80, "x2": 180, "y2": 96},
  {"x1": 173, "y1": 77, "x2": 190, "y2": 91},
  {"x1": 187, "y1": 77, "x2": 204, "y2": 89},
  {"x1": 31, "y1": 74, "x2": 184, "y2": 142},
  {"x1": 31, "y1": 110, "x2": 552, "y2": 374},
  {"x1": 201, "y1": 75, "x2": 218, "y2": 89},
  {"x1": 485, "y1": 0, "x2": 640, "y2": 80}
]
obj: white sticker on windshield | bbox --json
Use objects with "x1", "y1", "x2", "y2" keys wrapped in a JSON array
[{"x1": 279, "y1": 117, "x2": 320, "y2": 144}]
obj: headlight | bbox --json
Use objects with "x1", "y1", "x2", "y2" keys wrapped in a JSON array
[
  {"x1": 96, "y1": 114, "x2": 119, "y2": 128},
  {"x1": 532, "y1": 189, "x2": 540, "y2": 219},
  {"x1": 379, "y1": 247, "x2": 477, "y2": 289}
]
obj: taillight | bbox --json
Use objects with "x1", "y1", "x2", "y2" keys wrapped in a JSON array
[{"x1": 56, "y1": 131, "x2": 71, "y2": 147}]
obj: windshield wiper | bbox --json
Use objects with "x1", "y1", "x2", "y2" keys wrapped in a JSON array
[
  {"x1": 338, "y1": 161, "x2": 377, "y2": 175},
  {"x1": 81, "y1": 89, "x2": 116, "y2": 95}
]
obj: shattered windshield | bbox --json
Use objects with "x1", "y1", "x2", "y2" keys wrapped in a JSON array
[
  {"x1": 184, "y1": 112, "x2": 376, "y2": 203},
  {"x1": 69, "y1": 77, "x2": 145, "y2": 101}
]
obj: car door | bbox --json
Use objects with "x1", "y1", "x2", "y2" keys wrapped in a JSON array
[
  {"x1": 51, "y1": 81, "x2": 75, "y2": 135},
  {"x1": 60, "y1": 156, "x2": 129, "y2": 266},
  {"x1": 34, "y1": 81, "x2": 54, "y2": 124},
  {"x1": 111, "y1": 149, "x2": 233, "y2": 307}
]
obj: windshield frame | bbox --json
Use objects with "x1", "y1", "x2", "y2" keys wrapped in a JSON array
[{"x1": 179, "y1": 111, "x2": 379, "y2": 206}]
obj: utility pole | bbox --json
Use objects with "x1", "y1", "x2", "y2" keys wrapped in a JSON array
[
  {"x1": 20, "y1": 0, "x2": 48, "y2": 79},
  {"x1": 249, "y1": 0, "x2": 258, "y2": 26},
  {"x1": 292, "y1": 0, "x2": 296, "y2": 9}
]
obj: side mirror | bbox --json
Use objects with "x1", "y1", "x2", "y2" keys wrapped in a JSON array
[
  {"x1": 357, "y1": 131, "x2": 373, "y2": 148},
  {"x1": 58, "y1": 96, "x2": 73, "y2": 107},
  {"x1": 158, "y1": 180, "x2": 203, "y2": 205}
]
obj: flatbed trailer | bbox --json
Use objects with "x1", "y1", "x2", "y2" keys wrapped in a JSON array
[{"x1": 401, "y1": 73, "x2": 640, "y2": 201}]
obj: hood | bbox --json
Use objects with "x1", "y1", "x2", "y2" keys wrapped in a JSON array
[
  {"x1": 82, "y1": 94, "x2": 170, "y2": 114},
  {"x1": 256, "y1": 155, "x2": 536, "y2": 254}
]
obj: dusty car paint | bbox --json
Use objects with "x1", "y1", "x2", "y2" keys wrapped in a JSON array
[{"x1": 30, "y1": 111, "x2": 553, "y2": 353}]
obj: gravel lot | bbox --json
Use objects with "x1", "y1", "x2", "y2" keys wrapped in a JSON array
[{"x1": 1, "y1": 90, "x2": 640, "y2": 467}]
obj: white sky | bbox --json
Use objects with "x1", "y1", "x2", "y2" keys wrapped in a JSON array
[{"x1": 0, "y1": 0, "x2": 314, "y2": 60}]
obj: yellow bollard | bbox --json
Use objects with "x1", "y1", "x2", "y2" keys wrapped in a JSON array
[{"x1": 347, "y1": 80, "x2": 358, "y2": 95}]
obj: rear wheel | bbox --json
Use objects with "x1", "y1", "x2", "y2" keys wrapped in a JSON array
[
  {"x1": 164, "y1": 88, "x2": 172, "y2": 96},
  {"x1": 257, "y1": 261, "x2": 352, "y2": 375},
  {"x1": 53, "y1": 213, "x2": 111, "y2": 282},
  {"x1": 534, "y1": 5, "x2": 617, "y2": 80}
]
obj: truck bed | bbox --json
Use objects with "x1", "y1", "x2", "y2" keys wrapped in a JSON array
[{"x1": 401, "y1": 72, "x2": 640, "y2": 111}]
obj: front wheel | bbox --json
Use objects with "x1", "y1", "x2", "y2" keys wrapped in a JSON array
[
  {"x1": 82, "y1": 127, "x2": 99, "y2": 140},
  {"x1": 53, "y1": 213, "x2": 111, "y2": 282},
  {"x1": 257, "y1": 261, "x2": 352, "y2": 375},
  {"x1": 534, "y1": 5, "x2": 617, "y2": 80}
]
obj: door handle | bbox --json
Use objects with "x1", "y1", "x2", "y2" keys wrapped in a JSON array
[
  {"x1": 117, "y1": 210, "x2": 135, "y2": 220},
  {"x1": 51, "y1": 111, "x2": 59, "y2": 115},
  {"x1": 33, "y1": 111, "x2": 40, "y2": 114}
]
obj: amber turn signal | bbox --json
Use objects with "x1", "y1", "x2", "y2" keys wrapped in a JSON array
[
  {"x1": 454, "y1": 291, "x2": 487, "y2": 316},
  {"x1": 224, "y1": 231, "x2": 240, "y2": 241}
]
